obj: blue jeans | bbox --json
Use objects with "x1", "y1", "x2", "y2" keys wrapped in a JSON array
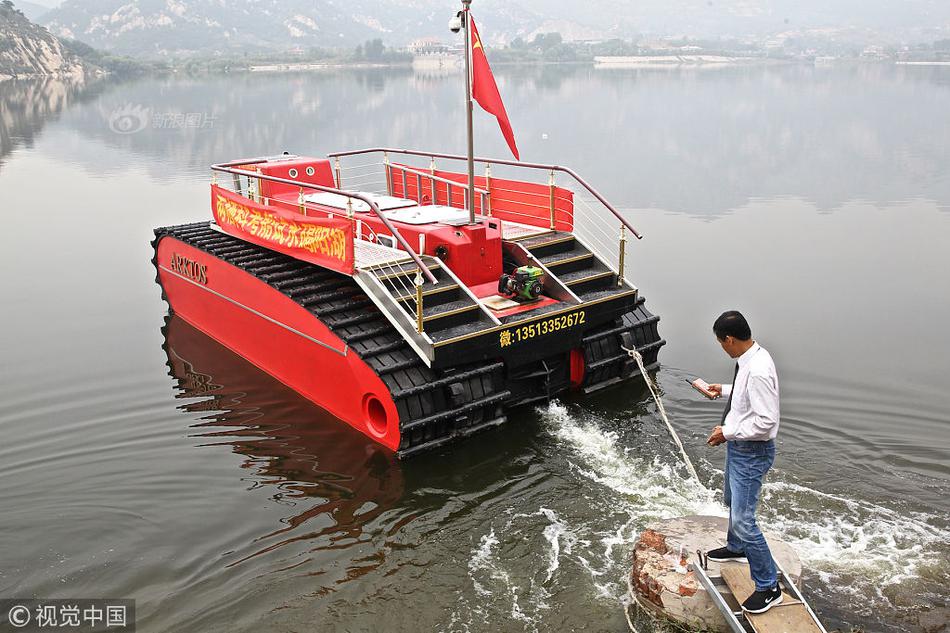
[{"x1": 724, "y1": 439, "x2": 777, "y2": 591}]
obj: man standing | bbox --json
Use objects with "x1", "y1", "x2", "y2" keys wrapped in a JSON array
[{"x1": 704, "y1": 310, "x2": 783, "y2": 614}]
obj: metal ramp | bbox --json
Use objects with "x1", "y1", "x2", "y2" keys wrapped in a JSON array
[
  {"x1": 348, "y1": 226, "x2": 645, "y2": 371},
  {"x1": 690, "y1": 555, "x2": 828, "y2": 633},
  {"x1": 353, "y1": 253, "x2": 501, "y2": 368}
]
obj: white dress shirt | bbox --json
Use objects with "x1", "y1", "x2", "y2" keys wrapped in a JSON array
[{"x1": 720, "y1": 342, "x2": 780, "y2": 441}]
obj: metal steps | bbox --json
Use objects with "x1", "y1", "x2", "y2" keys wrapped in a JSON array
[
  {"x1": 512, "y1": 231, "x2": 621, "y2": 297},
  {"x1": 358, "y1": 253, "x2": 493, "y2": 348}
]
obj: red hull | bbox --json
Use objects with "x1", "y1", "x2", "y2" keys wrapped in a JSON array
[{"x1": 156, "y1": 236, "x2": 402, "y2": 451}]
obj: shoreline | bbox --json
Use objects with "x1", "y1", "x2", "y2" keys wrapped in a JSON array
[{"x1": 4, "y1": 56, "x2": 949, "y2": 81}]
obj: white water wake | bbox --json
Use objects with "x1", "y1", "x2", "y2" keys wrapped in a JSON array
[
  {"x1": 455, "y1": 400, "x2": 947, "y2": 631},
  {"x1": 459, "y1": 401, "x2": 726, "y2": 630},
  {"x1": 538, "y1": 400, "x2": 950, "y2": 619}
]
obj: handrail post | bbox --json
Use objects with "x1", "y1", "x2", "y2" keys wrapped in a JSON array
[
  {"x1": 415, "y1": 272, "x2": 425, "y2": 334},
  {"x1": 255, "y1": 166, "x2": 263, "y2": 204},
  {"x1": 334, "y1": 157, "x2": 342, "y2": 188},
  {"x1": 430, "y1": 156, "x2": 437, "y2": 204},
  {"x1": 618, "y1": 224, "x2": 626, "y2": 287},
  {"x1": 298, "y1": 187, "x2": 305, "y2": 215},
  {"x1": 484, "y1": 163, "x2": 492, "y2": 216},
  {"x1": 548, "y1": 169, "x2": 556, "y2": 230},
  {"x1": 384, "y1": 152, "x2": 392, "y2": 195},
  {"x1": 346, "y1": 197, "x2": 354, "y2": 219}
]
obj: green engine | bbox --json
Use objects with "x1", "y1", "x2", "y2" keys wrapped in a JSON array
[{"x1": 498, "y1": 265, "x2": 545, "y2": 302}]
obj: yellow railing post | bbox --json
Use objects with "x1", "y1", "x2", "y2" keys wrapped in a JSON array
[
  {"x1": 430, "y1": 156, "x2": 437, "y2": 204},
  {"x1": 548, "y1": 169, "x2": 556, "y2": 230},
  {"x1": 618, "y1": 224, "x2": 626, "y2": 287},
  {"x1": 415, "y1": 272, "x2": 424, "y2": 334},
  {"x1": 384, "y1": 152, "x2": 392, "y2": 195},
  {"x1": 484, "y1": 163, "x2": 493, "y2": 216},
  {"x1": 346, "y1": 197, "x2": 354, "y2": 219},
  {"x1": 298, "y1": 187, "x2": 305, "y2": 215},
  {"x1": 334, "y1": 156, "x2": 342, "y2": 188}
]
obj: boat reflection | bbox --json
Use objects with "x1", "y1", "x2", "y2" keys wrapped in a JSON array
[{"x1": 161, "y1": 315, "x2": 404, "y2": 564}]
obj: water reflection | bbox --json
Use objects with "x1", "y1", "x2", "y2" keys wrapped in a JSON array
[
  {"x1": 162, "y1": 315, "x2": 404, "y2": 570},
  {"x1": 30, "y1": 64, "x2": 949, "y2": 215},
  {"x1": 0, "y1": 76, "x2": 107, "y2": 168}
]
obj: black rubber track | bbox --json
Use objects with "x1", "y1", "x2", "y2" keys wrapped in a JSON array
[{"x1": 153, "y1": 221, "x2": 665, "y2": 457}]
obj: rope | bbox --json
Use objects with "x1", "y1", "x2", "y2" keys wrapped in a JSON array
[{"x1": 622, "y1": 345, "x2": 702, "y2": 484}]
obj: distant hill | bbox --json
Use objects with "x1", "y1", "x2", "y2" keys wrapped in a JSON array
[
  {"x1": 39, "y1": 0, "x2": 950, "y2": 58},
  {"x1": 12, "y1": 0, "x2": 50, "y2": 21},
  {"x1": 0, "y1": 0, "x2": 86, "y2": 79},
  {"x1": 41, "y1": 0, "x2": 470, "y2": 58}
]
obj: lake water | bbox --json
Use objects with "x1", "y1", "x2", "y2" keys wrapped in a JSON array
[{"x1": 1, "y1": 64, "x2": 948, "y2": 633}]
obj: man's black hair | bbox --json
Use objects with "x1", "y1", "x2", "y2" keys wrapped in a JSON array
[{"x1": 713, "y1": 310, "x2": 752, "y2": 341}]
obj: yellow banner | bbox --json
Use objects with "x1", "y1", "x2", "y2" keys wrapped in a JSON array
[{"x1": 214, "y1": 192, "x2": 349, "y2": 263}]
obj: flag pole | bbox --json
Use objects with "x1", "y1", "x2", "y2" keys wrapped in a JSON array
[{"x1": 462, "y1": 0, "x2": 476, "y2": 224}]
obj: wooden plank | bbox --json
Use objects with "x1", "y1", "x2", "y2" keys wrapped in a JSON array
[
  {"x1": 746, "y1": 604, "x2": 824, "y2": 633},
  {"x1": 719, "y1": 564, "x2": 820, "y2": 633},
  {"x1": 719, "y1": 565, "x2": 757, "y2": 602}
]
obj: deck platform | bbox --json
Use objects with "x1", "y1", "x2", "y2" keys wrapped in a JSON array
[
  {"x1": 354, "y1": 239, "x2": 412, "y2": 269},
  {"x1": 494, "y1": 218, "x2": 552, "y2": 241}
]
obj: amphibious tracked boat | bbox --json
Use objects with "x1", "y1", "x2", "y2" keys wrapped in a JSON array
[{"x1": 153, "y1": 148, "x2": 664, "y2": 457}]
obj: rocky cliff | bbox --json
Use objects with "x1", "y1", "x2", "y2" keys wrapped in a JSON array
[{"x1": 0, "y1": 0, "x2": 86, "y2": 80}]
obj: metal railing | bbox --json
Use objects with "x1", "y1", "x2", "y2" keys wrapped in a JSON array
[
  {"x1": 328, "y1": 148, "x2": 643, "y2": 286},
  {"x1": 210, "y1": 159, "x2": 438, "y2": 336},
  {"x1": 386, "y1": 161, "x2": 490, "y2": 211}
]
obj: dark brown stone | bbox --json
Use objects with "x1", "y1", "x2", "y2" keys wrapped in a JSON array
[{"x1": 919, "y1": 607, "x2": 950, "y2": 633}]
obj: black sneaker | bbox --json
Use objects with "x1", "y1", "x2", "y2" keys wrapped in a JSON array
[
  {"x1": 742, "y1": 585, "x2": 783, "y2": 614},
  {"x1": 706, "y1": 546, "x2": 746, "y2": 563}
]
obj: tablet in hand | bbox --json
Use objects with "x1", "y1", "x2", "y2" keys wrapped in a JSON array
[{"x1": 688, "y1": 378, "x2": 717, "y2": 399}]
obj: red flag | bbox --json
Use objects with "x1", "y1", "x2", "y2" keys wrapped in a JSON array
[{"x1": 469, "y1": 16, "x2": 520, "y2": 160}]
